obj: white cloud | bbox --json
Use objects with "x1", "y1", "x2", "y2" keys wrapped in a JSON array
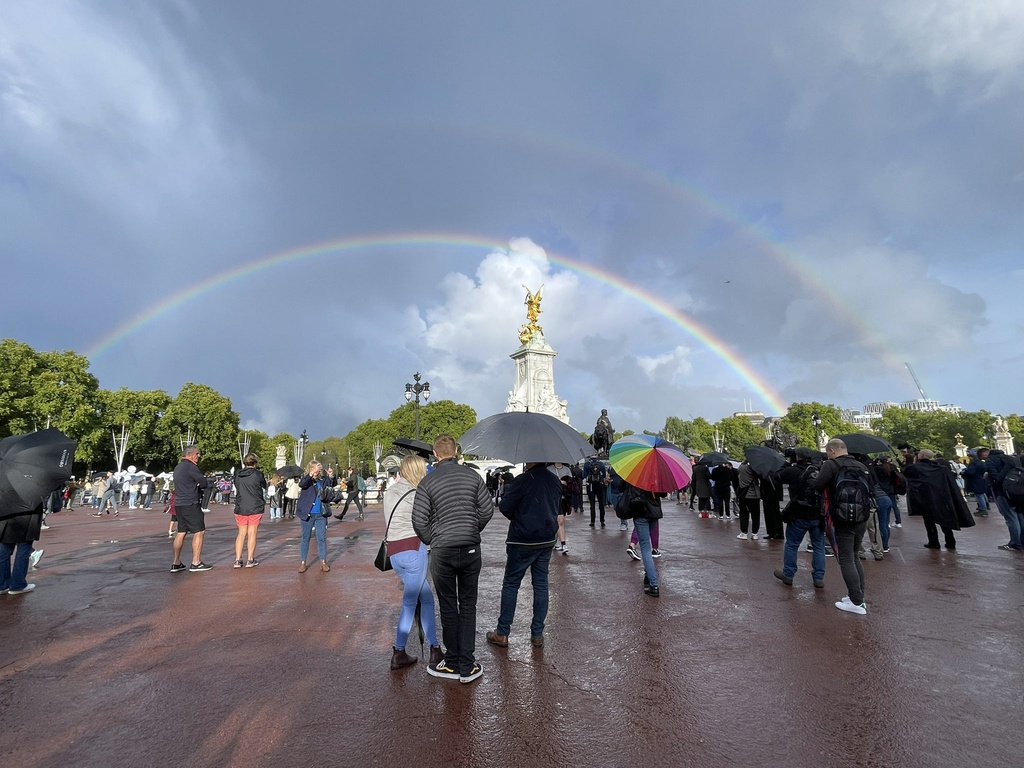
[
  {"x1": 636, "y1": 346, "x2": 694, "y2": 381},
  {"x1": 841, "y1": 0, "x2": 1024, "y2": 97}
]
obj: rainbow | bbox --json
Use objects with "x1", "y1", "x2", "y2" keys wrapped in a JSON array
[
  {"x1": 85, "y1": 233, "x2": 790, "y2": 413},
  {"x1": 382, "y1": 118, "x2": 912, "y2": 379}
]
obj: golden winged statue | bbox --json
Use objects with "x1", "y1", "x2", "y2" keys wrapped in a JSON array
[{"x1": 518, "y1": 284, "x2": 545, "y2": 344}]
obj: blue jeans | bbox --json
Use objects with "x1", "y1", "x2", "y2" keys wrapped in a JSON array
[
  {"x1": 782, "y1": 518, "x2": 825, "y2": 581},
  {"x1": 891, "y1": 495, "x2": 902, "y2": 524},
  {"x1": 995, "y1": 495, "x2": 1023, "y2": 548},
  {"x1": 430, "y1": 545, "x2": 482, "y2": 675},
  {"x1": 1, "y1": 542, "x2": 33, "y2": 591},
  {"x1": 496, "y1": 545, "x2": 552, "y2": 637},
  {"x1": 875, "y1": 495, "x2": 892, "y2": 549},
  {"x1": 975, "y1": 492, "x2": 990, "y2": 514},
  {"x1": 391, "y1": 543, "x2": 439, "y2": 650},
  {"x1": 633, "y1": 518, "x2": 658, "y2": 588},
  {"x1": 299, "y1": 515, "x2": 327, "y2": 562}
]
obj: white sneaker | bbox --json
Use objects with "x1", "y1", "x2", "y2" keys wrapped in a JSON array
[
  {"x1": 835, "y1": 599, "x2": 867, "y2": 615},
  {"x1": 895, "y1": 523, "x2": 902, "y2": 528},
  {"x1": 40, "y1": 524, "x2": 51, "y2": 530},
  {"x1": 736, "y1": 533, "x2": 748, "y2": 540},
  {"x1": 29, "y1": 549, "x2": 43, "y2": 569},
  {"x1": 8, "y1": 584, "x2": 36, "y2": 595},
  {"x1": 750, "y1": 533, "x2": 759, "y2": 540}
]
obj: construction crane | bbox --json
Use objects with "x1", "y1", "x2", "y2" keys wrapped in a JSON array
[{"x1": 904, "y1": 362, "x2": 928, "y2": 400}]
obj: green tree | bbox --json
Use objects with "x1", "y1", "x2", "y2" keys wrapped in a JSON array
[
  {"x1": 387, "y1": 400, "x2": 477, "y2": 446},
  {"x1": 92, "y1": 388, "x2": 174, "y2": 470},
  {"x1": 662, "y1": 416, "x2": 716, "y2": 453},
  {"x1": 777, "y1": 402, "x2": 857, "y2": 447},
  {"x1": 0, "y1": 340, "x2": 102, "y2": 442},
  {"x1": 716, "y1": 416, "x2": 767, "y2": 455},
  {"x1": 343, "y1": 419, "x2": 396, "y2": 474},
  {"x1": 874, "y1": 408, "x2": 994, "y2": 456},
  {"x1": 155, "y1": 383, "x2": 241, "y2": 470}
]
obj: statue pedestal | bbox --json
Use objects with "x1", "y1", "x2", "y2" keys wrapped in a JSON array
[
  {"x1": 994, "y1": 417, "x2": 1015, "y2": 455},
  {"x1": 506, "y1": 332, "x2": 569, "y2": 424}
]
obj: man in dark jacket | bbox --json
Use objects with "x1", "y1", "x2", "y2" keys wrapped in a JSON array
[
  {"x1": 336, "y1": 467, "x2": 364, "y2": 521},
  {"x1": 711, "y1": 463, "x2": 734, "y2": 519},
  {"x1": 904, "y1": 449, "x2": 975, "y2": 551},
  {"x1": 486, "y1": 462, "x2": 560, "y2": 650},
  {"x1": 985, "y1": 450, "x2": 1023, "y2": 551},
  {"x1": 962, "y1": 449, "x2": 991, "y2": 517},
  {"x1": 811, "y1": 439, "x2": 873, "y2": 615},
  {"x1": 170, "y1": 445, "x2": 213, "y2": 573},
  {"x1": 583, "y1": 456, "x2": 606, "y2": 527},
  {"x1": 773, "y1": 452, "x2": 825, "y2": 588},
  {"x1": 412, "y1": 435, "x2": 493, "y2": 684}
]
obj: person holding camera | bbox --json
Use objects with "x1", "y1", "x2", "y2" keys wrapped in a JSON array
[{"x1": 297, "y1": 460, "x2": 331, "y2": 573}]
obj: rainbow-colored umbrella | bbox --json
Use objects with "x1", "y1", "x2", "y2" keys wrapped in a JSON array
[{"x1": 608, "y1": 434, "x2": 692, "y2": 493}]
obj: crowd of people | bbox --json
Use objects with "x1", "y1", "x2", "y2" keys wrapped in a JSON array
[{"x1": 7, "y1": 432, "x2": 1023, "y2": 691}]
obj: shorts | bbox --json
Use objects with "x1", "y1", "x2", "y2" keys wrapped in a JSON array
[
  {"x1": 175, "y1": 504, "x2": 205, "y2": 534},
  {"x1": 234, "y1": 513, "x2": 262, "y2": 527}
]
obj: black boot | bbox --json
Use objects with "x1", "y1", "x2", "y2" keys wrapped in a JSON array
[{"x1": 391, "y1": 647, "x2": 417, "y2": 670}]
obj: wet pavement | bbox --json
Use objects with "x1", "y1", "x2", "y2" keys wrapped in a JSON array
[{"x1": 1, "y1": 499, "x2": 1021, "y2": 768}]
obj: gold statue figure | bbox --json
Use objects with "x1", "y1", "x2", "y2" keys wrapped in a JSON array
[{"x1": 518, "y1": 284, "x2": 545, "y2": 344}]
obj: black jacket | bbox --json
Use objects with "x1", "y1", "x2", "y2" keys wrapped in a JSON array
[
  {"x1": 775, "y1": 461, "x2": 821, "y2": 521},
  {"x1": 498, "y1": 465, "x2": 560, "y2": 548},
  {"x1": 903, "y1": 459, "x2": 975, "y2": 531},
  {"x1": 412, "y1": 458, "x2": 493, "y2": 548},
  {"x1": 234, "y1": 467, "x2": 268, "y2": 516},
  {"x1": 810, "y1": 454, "x2": 874, "y2": 526},
  {"x1": 172, "y1": 459, "x2": 211, "y2": 507}
]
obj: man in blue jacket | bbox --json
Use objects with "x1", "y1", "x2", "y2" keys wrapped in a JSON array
[{"x1": 486, "y1": 462, "x2": 561, "y2": 651}]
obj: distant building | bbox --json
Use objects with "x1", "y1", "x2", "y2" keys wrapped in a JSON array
[
  {"x1": 900, "y1": 399, "x2": 961, "y2": 414},
  {"x1": 733, "y1": 410, "x2": 766, "y2": 426},
  {"x1": 856, "y1": 399, "x2": 962, "y2": 426}
]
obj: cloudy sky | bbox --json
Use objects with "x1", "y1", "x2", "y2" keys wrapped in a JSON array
[{"x1": 3, "y1": 1, "x2": 1022, "y2": 438}]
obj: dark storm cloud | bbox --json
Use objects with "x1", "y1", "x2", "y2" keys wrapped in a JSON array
[{"x1": 2, "y1": 1, "x2": 1023, "y2": 437}]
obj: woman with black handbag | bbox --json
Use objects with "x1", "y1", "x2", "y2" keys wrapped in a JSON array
[{"x1": 383, "y1": 454, "x2": 442, "y2": 671}]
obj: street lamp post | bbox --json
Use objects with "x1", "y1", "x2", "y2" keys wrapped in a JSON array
[
  {"x1": 811, "y1": 413, "x2": 823, "y2": 451},
  {"x1": 404, "y1": 372, "x2": 431, "y2": 441}
]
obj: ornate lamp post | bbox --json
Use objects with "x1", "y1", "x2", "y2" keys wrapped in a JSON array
[
  {"x1": 811, "y1": 413, "x2": 824, "y2": 451},
  {"x1": 404, "y1": 372, "x2": 431, "y2": 441}
]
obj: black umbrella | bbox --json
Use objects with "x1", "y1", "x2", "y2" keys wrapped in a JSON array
[
  {"x1": 833, "y1": 433, "x2": 893, "y2": 455},
  {"x1": 744, "y1": 445, "x2": 786, "y2": 478},
  {"x1": 0, "y1": 428, "x2": 78, "y2": 520},
  {"x1": 459, "y1": 411, "x2": 595, "y2": 464},
  {"x1": 393, "y1": 437, "x2": 434, "y2": 460},
  {"x1": 697, "y1": 451, "x2": 730, "y2": 466},
  {"x1": 276, "y1": 464, "x2": 304, "y2": 477}
]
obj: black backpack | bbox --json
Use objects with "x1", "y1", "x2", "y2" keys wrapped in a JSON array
[
  {"x1": 794, "y1": 463, "x2": 823, "y2": 514},
  {"x1": 1001, "y1": 459, "x2": 1024, "y2": 508},
  {"x1": 830, "y1": 464, "x2": 872, "y2": 525}
]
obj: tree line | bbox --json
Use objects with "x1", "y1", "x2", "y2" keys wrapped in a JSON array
[
  {"x1": 660, "y1": 401, "x2": 1024, "y2": 458},
  {"x1": 3, "y1": 339, "x2": 1020, "y2": 475},
  {"x1": 0, "y1": 339, "x2": 477, "y2": 477}
]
